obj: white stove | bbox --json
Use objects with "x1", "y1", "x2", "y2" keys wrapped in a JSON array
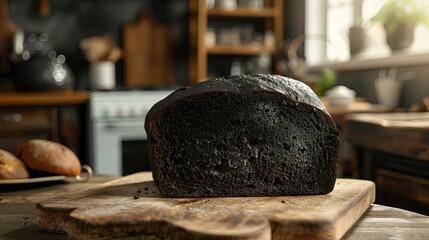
[{"x1": 89, "y1": 90, "x2": 173, "y2": 176}]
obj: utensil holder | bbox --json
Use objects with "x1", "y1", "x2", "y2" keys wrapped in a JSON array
[
  {"x1": 374, "y1": 78, "x2": 402, "y2": 108},
  {"x1": 89, "y1": 61, "x2": 115, "y2": 90}
]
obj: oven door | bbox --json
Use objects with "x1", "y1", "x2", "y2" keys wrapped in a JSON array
[{"x1": 92, "y1": 119, "x2": 149, "y2": 176}]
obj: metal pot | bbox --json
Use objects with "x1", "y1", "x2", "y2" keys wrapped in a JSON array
[
  {"x1": 11, "y1": 31, "x2": 75, "y2": 91},
  {"x1": 13, "y1": 53, "x2": 74, "y2": 91}
]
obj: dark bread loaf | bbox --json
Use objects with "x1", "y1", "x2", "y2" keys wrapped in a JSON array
[
  {"x1": 0, "y1": 149, "x2": 30, "y2": 180},
  {"x1": 16, "y1": 139, "x2": 81, "y2": 176},
  {"x1": 145, "y1": 74, "x2": 339, "y2": 197}
]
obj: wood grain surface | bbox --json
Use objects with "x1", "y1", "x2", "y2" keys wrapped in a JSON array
[
  {"x1": 122, "y1": 11, "x2": 173, "y2": 89},
  {"x1": 346, "y1": 112, "x2": 429, "y2": 162},
  {"x1": 36, "y1": 172, "x2": 375, "y2": 239},
  {"x1": 0, "y1": 90, "x2": 89, "y2": 106}
]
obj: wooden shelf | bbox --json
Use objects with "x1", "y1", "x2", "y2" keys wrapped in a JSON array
[
  {"x1": 207, "y1": 8, "x2": 276, "y2": 18},
  {"x1": 309, "y1": 51, "x2": 429, "y2": 72},
  {"x1": 189, "y1": 0, "x2": 283, "y2": 83},
  {"x1": 207, "y1": 45, "x2": 275, "y2": 55}
]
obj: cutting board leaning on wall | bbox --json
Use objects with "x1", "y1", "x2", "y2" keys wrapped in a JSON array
[{"x1": 122, "y1": 10, "x2": 173, "y2": 88}]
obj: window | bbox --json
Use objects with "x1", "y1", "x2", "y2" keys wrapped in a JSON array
[{"x1": 305, "y1": 0, "x2": 429, "y2": 66}]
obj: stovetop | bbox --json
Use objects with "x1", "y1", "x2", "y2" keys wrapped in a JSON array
[
  {"x1": 90, "y1": 89, "x2": 174, "y2": 119},
  {"x1": 90, "y1": 85, "x2": 180, "y2": 92}
]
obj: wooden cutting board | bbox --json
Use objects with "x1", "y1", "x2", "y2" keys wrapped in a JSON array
[
  {"x1": 37, "y1": 172, "x2": 375, "y2": 240},
  {"x1": 122, "y1": 11, "x2": 173, "y2": 88}
]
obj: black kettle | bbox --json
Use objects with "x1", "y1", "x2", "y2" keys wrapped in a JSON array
[{"x1": 12, "y1": 32, "x2": 75, "y2": 91}]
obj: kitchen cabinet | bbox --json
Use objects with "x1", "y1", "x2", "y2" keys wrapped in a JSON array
[
  {"x1": 189, "y1": 0, "x2": 283, "y2": 83},
  {"x1": 0, "y1": 107, "x2": 58, "y2": 153},
  {"x1": 0, "y1": 90, "x2": 89, "y2": 163},
  {"x1": 345, "y1": 112, "x2": 429, "y2": 215}
]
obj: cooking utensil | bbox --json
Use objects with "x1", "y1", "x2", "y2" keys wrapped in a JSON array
[
  {"x1": 79, "y1": 33, "x2": 115, "y2": 63},
  {"x1": 106, "y1": 46, "x2": 122, "y2": 62}
]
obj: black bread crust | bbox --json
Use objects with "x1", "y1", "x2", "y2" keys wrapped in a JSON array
[{"x1": 145, "y1": 74, "x2": 339, "y2": 197}]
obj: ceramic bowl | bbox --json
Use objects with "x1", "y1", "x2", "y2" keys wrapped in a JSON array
[{"x1": 325, "y1": 85, "x2": 356, "y2": 106}]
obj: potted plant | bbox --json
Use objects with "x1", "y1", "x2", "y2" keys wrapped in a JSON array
[
  {"x1": 349, "y1": 19, "x2": 369, "y2": 55},
  {"x1": 370, "y1": 0, "x2": 429, "y2": 51}
]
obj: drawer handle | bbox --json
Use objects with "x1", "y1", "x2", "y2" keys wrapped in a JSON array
[{"x1": 0, "y1": 113, "x2": 22, "y2": 123}]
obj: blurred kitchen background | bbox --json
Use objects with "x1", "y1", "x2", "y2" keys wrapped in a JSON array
[
  {"x1": 1, "y1": 0, "x2": 429, "y2": 214},
  {"x1": 0, "y1": 0, "x2": 190, "y2": 88}
]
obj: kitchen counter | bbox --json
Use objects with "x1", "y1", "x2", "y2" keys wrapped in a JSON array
[
  {"x1": 1, "y1": 174, "x2": 428, "y2": 239},
  {"x1": 346, "y1": 112, "x2": 429, "y2": 215},
  {"x1": 321, "y1": 98, "x2": 391, "y2": 124},
  {"x1": 0, "y1": 90, "x2": 90, "y2": 106},
  {"x1": 346, "y1": 112, "x2": 429, "y2": 162}
]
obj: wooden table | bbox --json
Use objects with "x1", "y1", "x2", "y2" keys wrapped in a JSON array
[
  {"x1": 345, "y1": 112, "x2": 429, "y2": 216},
  {"x1": 322, "y1": 98, "x2": 391, "y2": 125},
  {"x1": 1, "y1": 175, "x2": 428, "y2": 239}
]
